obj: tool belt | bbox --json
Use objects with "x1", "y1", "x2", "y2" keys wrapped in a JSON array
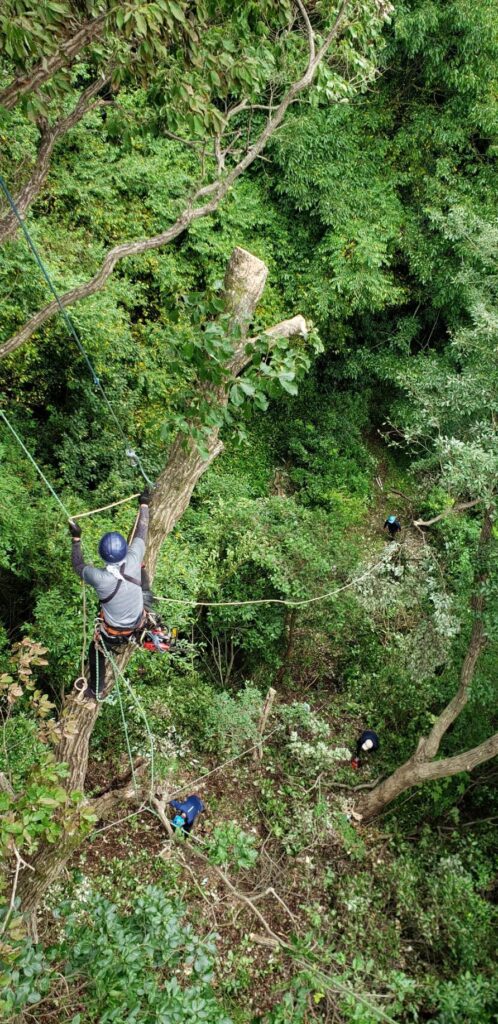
[{"x1": 97, "y1": 609, "x2": 146, "y2": 641}]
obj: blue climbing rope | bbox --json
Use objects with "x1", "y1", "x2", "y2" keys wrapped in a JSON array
[{"x1": 0, "y1": 173, "x2": 153, "y2": 487}]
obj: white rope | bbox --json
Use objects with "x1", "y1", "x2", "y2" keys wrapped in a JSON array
[{"x1": 154, "y1": 556, "x2": 386, "y2": 609}]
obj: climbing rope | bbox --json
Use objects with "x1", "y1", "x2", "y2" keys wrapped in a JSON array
[
  {"x1": 0, "y1": 406, "x2": 143, "y2": 526},
  {"x1": 71, "y1": 492, "x2": 141, "y2": 520},
  {"x1": 100, "y1": 645, "x2": 156, "y2": 800},
  {"x1": 0, "y1": 409, "x2": 72, "y2": 518},
  {"x1": 154, "y1": 557, "x2": 386, "y2": 610},
  {"x1": 0, "y1": 173, "x2": 152, "y2": 488}
]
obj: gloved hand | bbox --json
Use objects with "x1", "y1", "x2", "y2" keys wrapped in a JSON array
[
  {"x1": 68, "y1": 520, "x2": 82, "y2": 539},
  {"x1": 138, "y1": 490, "x2": 151, "y2": 506}
]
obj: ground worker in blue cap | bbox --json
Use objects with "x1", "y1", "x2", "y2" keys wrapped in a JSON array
[
  {"x1": 383, "y1": 514, "x2": 401, "y2": 540},
  {"x1": 170, "y1": 795, "x2": 205, "y2": 836}
]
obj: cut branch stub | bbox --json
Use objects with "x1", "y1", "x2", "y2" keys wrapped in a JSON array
[{"x1": 223, "y1": 246, "x2": 268, "y2": 330}]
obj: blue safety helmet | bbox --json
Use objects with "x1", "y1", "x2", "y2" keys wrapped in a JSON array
[
  {"x1": 172, "y1": 814, "x2": 185, "y2": 829},
  {"x1": 98, "y1": 531, "x2": 127, "y2": 564},
  {"x1": 387, "y1": 515, "x2": 397, "y2": 524}
]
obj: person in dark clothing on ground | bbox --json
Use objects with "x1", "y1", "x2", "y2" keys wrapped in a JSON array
[
  {"x1": 170, "y1": 795, "x2": 205, "y2": 835},
  {"x1": 384, "y1": 515, "x2": 401, "y2": 539},
  {"x1": 351, "y1": 729, "x2": 380, "y2": 769},
  {"x1": 69, "y1": 492, "x2": 151, "y2": 699}
]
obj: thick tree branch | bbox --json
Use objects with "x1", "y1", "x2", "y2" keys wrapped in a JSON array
[
  {"x1": 0, "y1": 76, "x2": 108, "y2": 245},
  {"x1": 357, "y1": 509, "x2": 495, "y2": 820},
  {"x1": 357, "y1": 733, "x2": 498, "y2": 821},
  {"x1": 0, "y1": 15, "x2": 107, "y2": 111},
  {"x1": 419, "y1": 509, "x2": 493, "y2": 760},
  {"x1": 411, "y1": 734, "x2": 498, "y2": 781},
  {"x1": 229, "y1": 314, "x2": 308, "y2": 376},
  {"x1": 0, "y1": 1, "x2": 350, "y2": 359}
]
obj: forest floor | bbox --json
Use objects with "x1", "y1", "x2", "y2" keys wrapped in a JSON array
[{"x1": 39, "y1": 439, "x2": 427, "y2": 1022}]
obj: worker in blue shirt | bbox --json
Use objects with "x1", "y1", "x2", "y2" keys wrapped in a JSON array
[{"x1": 170, "y1": 795, "x2": 205, "y2": 835}]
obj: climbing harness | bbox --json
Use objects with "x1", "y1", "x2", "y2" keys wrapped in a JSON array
[{"x1": 0, "y1": 173, "x2": 152, "y2": 488}]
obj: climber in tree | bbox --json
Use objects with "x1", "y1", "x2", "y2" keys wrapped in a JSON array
[
  {"x1": 170, "y1": 795, "x2": 205, "y2": 836},
  {"x1": 69, "y1": 492, "x2": 151, "y2": 698},
  {"x1": 351, "y1": 729, "x2": 380, "y2": 769},
  {"x1": 383, "y1": 514, "x2": 401, "y2": 539}
]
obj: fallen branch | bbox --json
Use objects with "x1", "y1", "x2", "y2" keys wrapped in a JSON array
[
  {"x1": 1, "y1": 845, "x2": 34, "y2": 937},
  {"x1": 413, "y1": 498, "x2": 482, "y2": 527},
  {"x1": 254, "y1": 687, "x2": 277, "y2": 762}
]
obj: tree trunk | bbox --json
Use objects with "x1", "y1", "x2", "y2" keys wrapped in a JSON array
[{"x1": 17, "y1": 246, "x2": 307, "y2": 915}]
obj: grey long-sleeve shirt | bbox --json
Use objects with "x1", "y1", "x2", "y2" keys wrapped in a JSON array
[{"x1": 71, "y1": 506, "x2": 149, "y2": 629}]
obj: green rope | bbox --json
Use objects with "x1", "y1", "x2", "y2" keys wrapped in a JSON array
[
  {"x1": 0, "y1": 408, "x2": 71, "y2": 519},
  {"x1": 0, "y1": 173, "x2": 153, "y2": 488},
  {"x1": 113, "y1": 669, "x2": 139, "y2": 798},
  {"x1": 101, "y1": 646, "x2": 155, "y2": 799}
]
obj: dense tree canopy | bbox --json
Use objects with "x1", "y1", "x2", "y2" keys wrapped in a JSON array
[{"x1": 0, "y1": 2, "x2": 497, "y2": 1022}]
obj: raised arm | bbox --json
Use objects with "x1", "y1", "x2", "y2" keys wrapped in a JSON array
[{"x1": 69, "y1": 521, "x2": 85, "y2": 578}]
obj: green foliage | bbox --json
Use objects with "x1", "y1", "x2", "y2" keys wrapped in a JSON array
[
  {"x1": 205, "y1": 823, "x2": 258, "y2": 872},
  {"x1": 0, "y1": 0, "x2": 497, "y2": 1020},
  {"x1": 59, "y1": 884, "x2": 231, "y2": 1023},
  {"x1": 0, "y1": 939, "x2": 53, "y2": 1018},
  {"x1": 203, "y1": 686, "x2": 263, "y2": 757}
]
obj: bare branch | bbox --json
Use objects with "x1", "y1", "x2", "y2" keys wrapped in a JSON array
[
  {"x1": 0, "y1": 845, "x2": 34, "y2": 937},
  {"x1": 186, "y1": 842, "x2": 286, "y2": 946},
  {"x1": 420, "y1": 509, "x2": 493, "y2": 760},
  {"x1": 1, "y1": 2, "x2": 351, "y2": 358},
  {"x1": 295, "y1": 0, "x2": 316, "y2": 67},
  {"x1": 0, "y1": 76, "x2": 109, "y2": 245}
]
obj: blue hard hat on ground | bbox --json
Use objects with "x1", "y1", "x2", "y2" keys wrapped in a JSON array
[
  {"x1": 172, "y1": 814, "x2": 185, "y2": 829},
  {"x1": 98, "y1": 531, "x2": 127, "y2": 564}
]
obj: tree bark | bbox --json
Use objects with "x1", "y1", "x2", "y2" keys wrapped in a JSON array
[
  {"x1": 17, "y1": 246, "x2": 308, "y2": 914},
  {"x1": 357, "y1": 509, "x2": 496, "y2": 821},
  {"x1": 0, "y1": 77, "x2": 108, "y2": 245}
]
